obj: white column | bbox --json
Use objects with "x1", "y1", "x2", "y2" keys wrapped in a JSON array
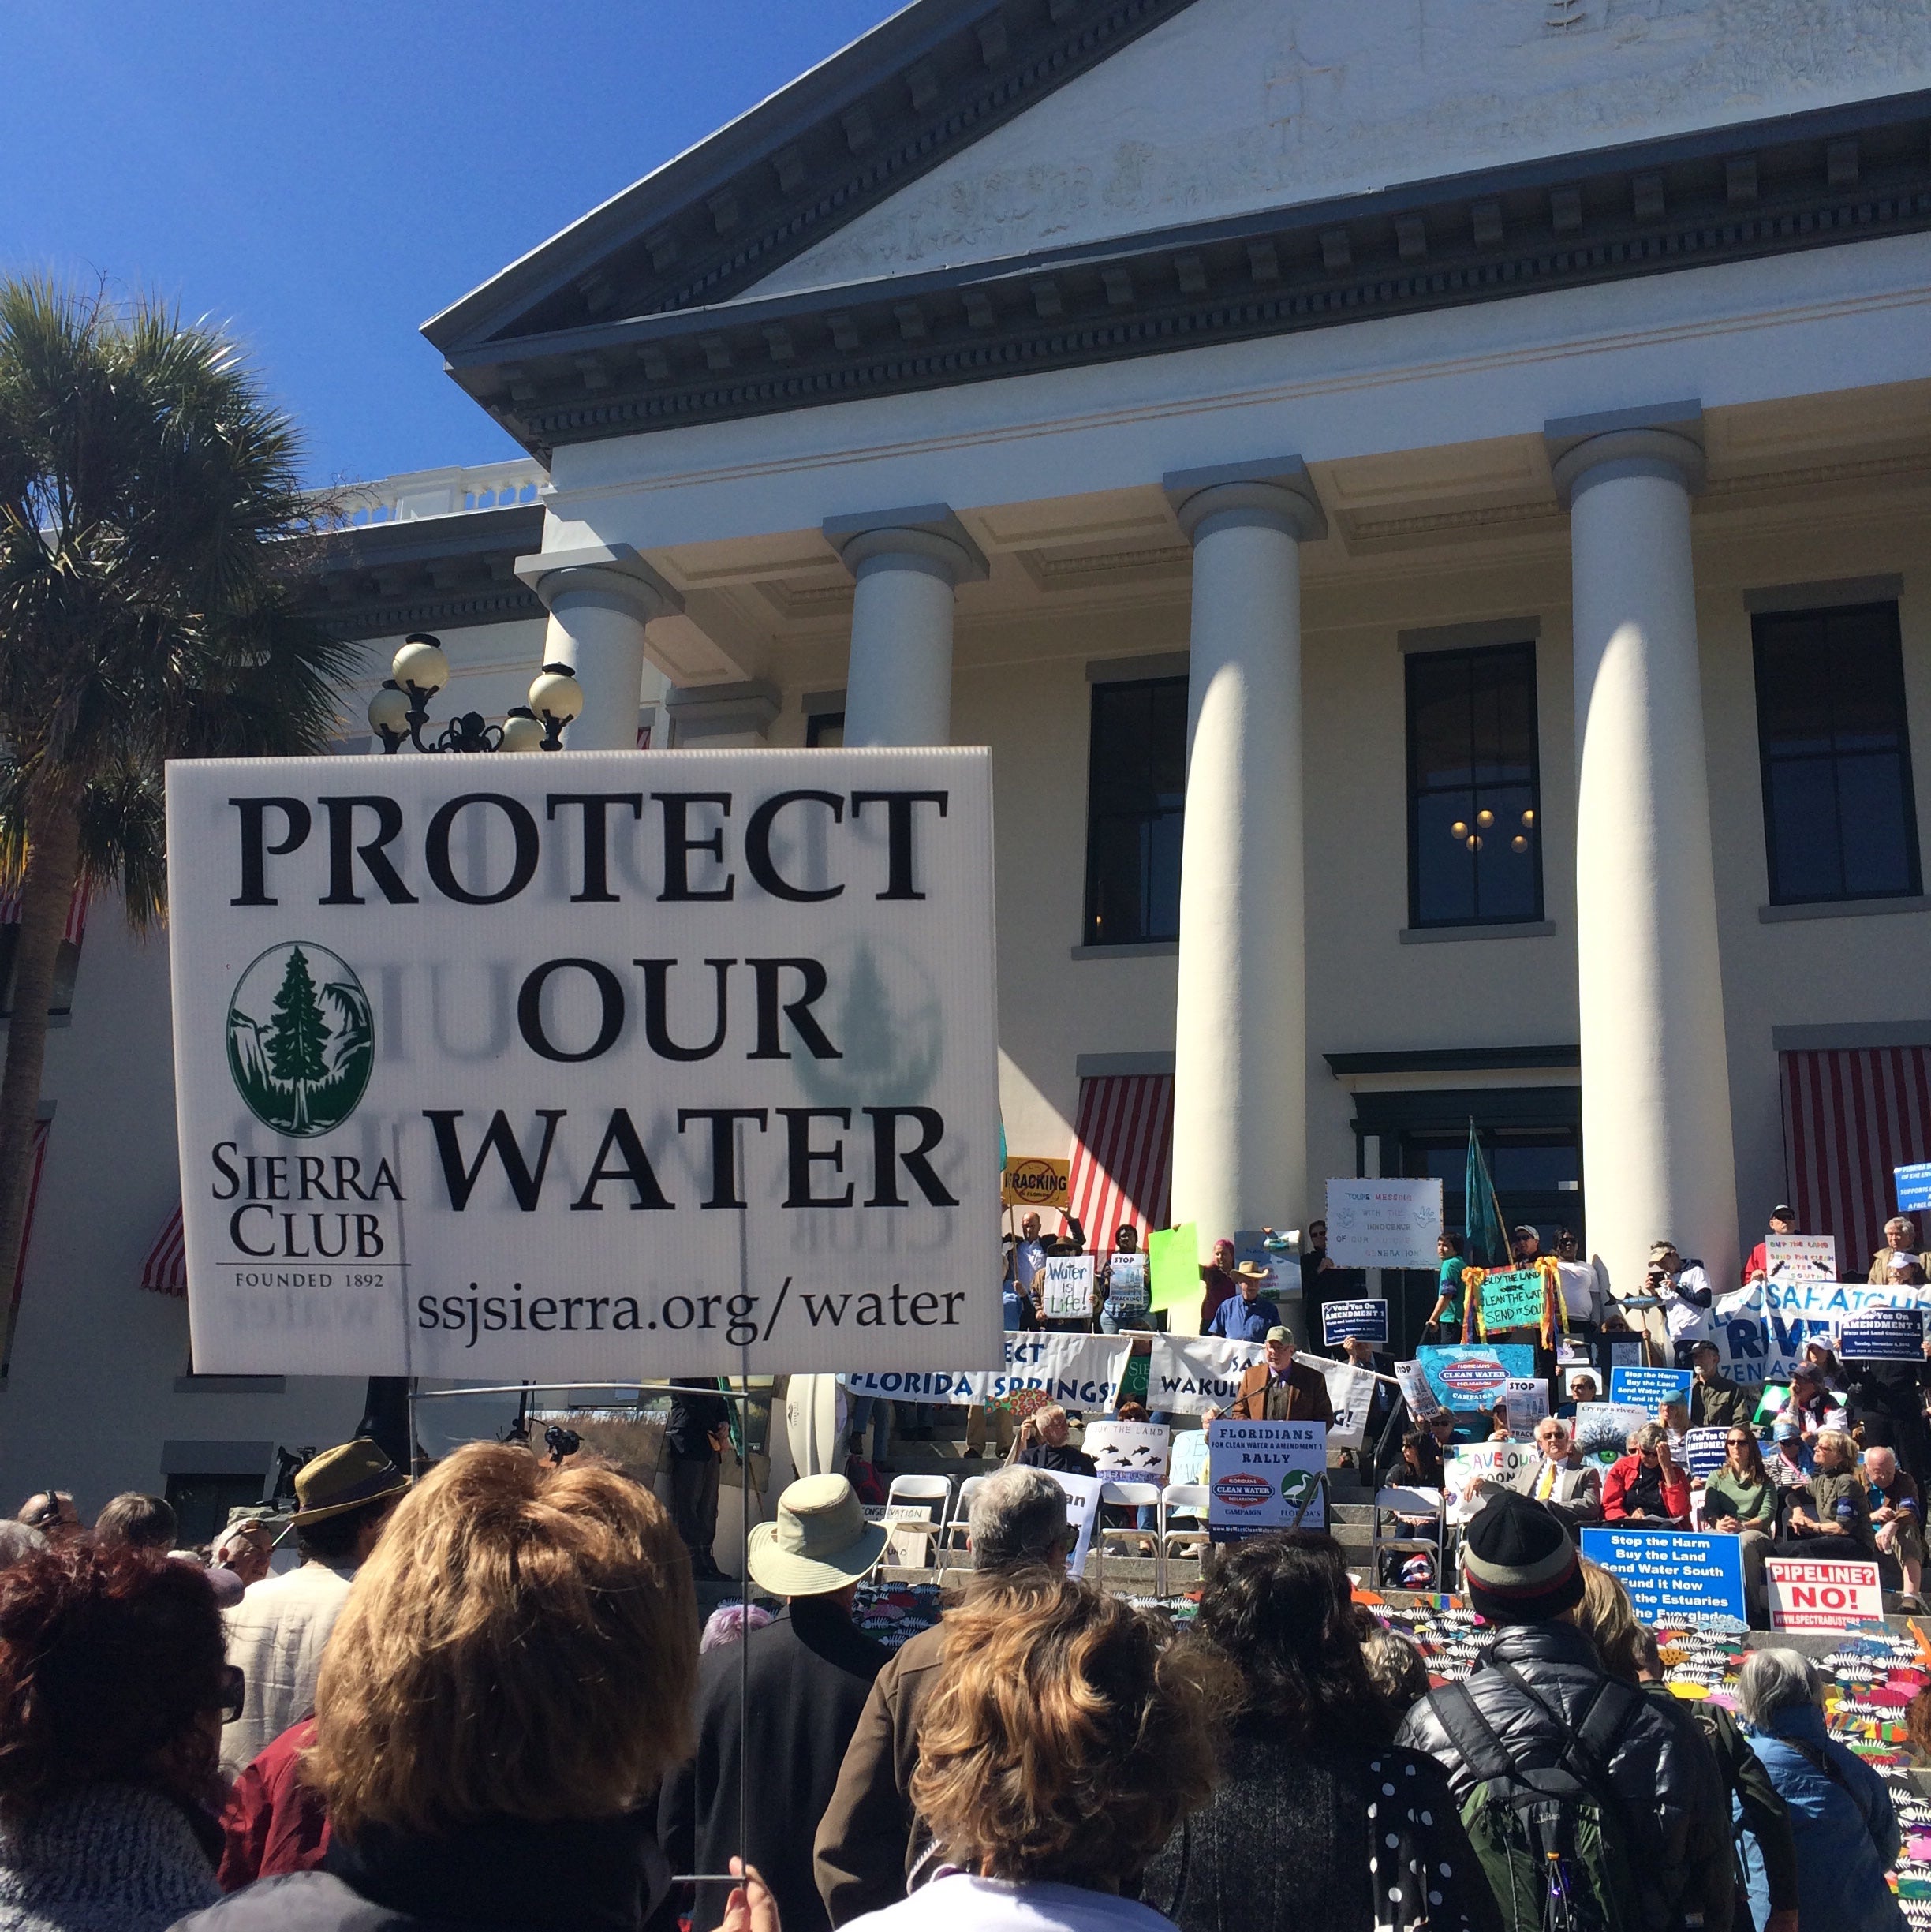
[
  {"x1": 824, "y1": 506, "x2": 987, "y2": 747},
  {"x1": 514, "y1": 543, "x2": 682, "y2": 751},
  {"x1": 1165, "y1": 460, "x2": 1324, "y2": 1330},
  {"x1": 1548, "y1": 402, "x2": 1739, "y2": 1295}
]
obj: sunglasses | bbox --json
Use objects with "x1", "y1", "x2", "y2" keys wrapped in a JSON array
[
  {"x1": 1726, "y1": 1436, "x2": 1754, "y2": 1446},
  {"x1": 216, "y1": 1664, "x2": 245, "y2": 1725}
]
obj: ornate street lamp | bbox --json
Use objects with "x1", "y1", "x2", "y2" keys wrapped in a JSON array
[{"x1": 367, "y1": 633, "x2": 585, "y2": 753}]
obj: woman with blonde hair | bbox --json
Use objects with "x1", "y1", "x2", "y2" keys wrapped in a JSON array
[
  {"x1": 844, "y1": 1571, "x2": 1231, "y2": 1930},
  {"x1": 176, "y1": 1441, "x2": 749, "y2": 1932}
]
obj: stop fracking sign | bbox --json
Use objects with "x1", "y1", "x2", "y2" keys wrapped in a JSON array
[{"x1": 164, "y1": 748, "x2": 1001, "y2": 1378}]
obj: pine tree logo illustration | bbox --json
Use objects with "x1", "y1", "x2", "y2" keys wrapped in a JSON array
[{"x1": 226, "y1": 943, "x2": 374, "y2": 1138}]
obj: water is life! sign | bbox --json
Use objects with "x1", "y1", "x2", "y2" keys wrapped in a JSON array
[{"x1": 166, "y1": 749, "x2": 1001, "y2": 1379}]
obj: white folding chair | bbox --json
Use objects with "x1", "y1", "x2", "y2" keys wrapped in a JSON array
[
  {"x1": 1160, "y1": 1483, "x2": 1211, "y2": 1566},
  {"x1": 1372, "y1": 1485, "x2": 1445, "y2": 1591},
  {"x1": 1096, "y1": 1480, "x2": 1166, "y2": 1595},
  {"x1": 884, "y1": 1473, "x2": 954, "y2": 1568},
  {"x1": 940, "y1": 1474, "x2": 988, "y2": 1555}
]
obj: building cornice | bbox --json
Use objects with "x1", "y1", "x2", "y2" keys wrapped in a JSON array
[
  {"x1": 443, "y1": 90, "x2": 1931, "y2": 460},
  {"x1": 306, "y1": 503, "x2": 547, "y2": 640},
  {"x1": 423, "y1": 0, "x2": 1202, "y2": 354}
]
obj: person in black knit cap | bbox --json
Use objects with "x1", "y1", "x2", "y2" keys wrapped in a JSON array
[{"x1": 1398, "y1": 1493, "x2": 1730, "y2": 1932}]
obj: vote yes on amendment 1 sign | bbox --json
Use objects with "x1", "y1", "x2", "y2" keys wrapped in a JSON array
[{"x1": 165, "y1": 750, "x2": 1001, "y2": 1379}]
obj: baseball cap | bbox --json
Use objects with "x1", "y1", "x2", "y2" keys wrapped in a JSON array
[{"x1": 1263, "y1": 1325, "x2": 1294, "y2": 1345}]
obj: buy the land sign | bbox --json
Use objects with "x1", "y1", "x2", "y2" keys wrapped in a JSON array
[{"x1": 166, "y1": 749, "x2": 1000, "y2": 1379}]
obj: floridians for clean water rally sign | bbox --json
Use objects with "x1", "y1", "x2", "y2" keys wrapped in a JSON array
[{"x1": 165, "y1": 750, "x2": 1001, "y2": 1378}]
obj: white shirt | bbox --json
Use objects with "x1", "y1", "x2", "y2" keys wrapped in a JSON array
[
  {"x1": 846, "y1": 1876, "x2": 1178, "y2": 1932},
  {"x1": 1556, "y1": 1261, "x2": 1600, "y2": 1323},
  {"x1": 1662, "y1": 1264, "x2": 1714, "y2": 1340},
  {"x1": 220, "y1": 1558, "x2": 357, "y2": 1774}
]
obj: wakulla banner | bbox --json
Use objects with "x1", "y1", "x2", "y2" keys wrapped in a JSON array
[
  {"x1": 843, "y1": 1332, "x2": 1134, "y2": 1409},
  {"x1": 166, "y1": 750, "x2": 1001, "y2": 1377},
  {"x1": 1148, "y1": 1336, "x2": 1372, "y2": 1448}
]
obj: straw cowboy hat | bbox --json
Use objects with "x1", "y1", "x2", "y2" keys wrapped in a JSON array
[
  {"x1": 1232, "y1": 1261, "x2": 1272, "y2": 1284},
  {"x1": 747, "y1": 1474, "x2": 888, "y2": 1595},
  {"x1": 289, "y1": 1438, "x2": 411, "y2": 1527}
]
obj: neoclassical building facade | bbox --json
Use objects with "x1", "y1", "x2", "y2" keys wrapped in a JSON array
[{"x1": 2, "y1": 0, "x2": 1929, "y2": 1511}]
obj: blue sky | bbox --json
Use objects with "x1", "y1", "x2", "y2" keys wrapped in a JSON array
[{"x1": 4, "y1": 2, "x2": 904, "y2": 488}]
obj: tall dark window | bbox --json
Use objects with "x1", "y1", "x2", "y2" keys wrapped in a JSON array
[
  {"x1": 1082, "y1": 676, "x2": 1186, "y2": 945},
  {"x1": 1754, "y1": 602, "x2": 1920, "y2": 904},
  {"x1": 1406, "y1": 643, "x2": 1543, "y2": 927}
]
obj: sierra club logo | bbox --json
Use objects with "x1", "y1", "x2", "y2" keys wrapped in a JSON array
[{"x1": 226, "y1": 943, "x2": 373, "y2": 1138}]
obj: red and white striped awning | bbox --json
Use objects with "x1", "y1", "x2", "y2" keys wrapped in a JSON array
[
  {"x1": 140, "y1": 1201, "x2": 187, "y2": 1299},
  {"x1": 1066, "y1": 1074, "x2": 1174, "y2": 1252},
  {"x1": 1781, "y1": 1047, "x2": 1931, "y2": 1276},
  {"x1": 0, "y1": 884, "x2": 90, "y2": 947}
]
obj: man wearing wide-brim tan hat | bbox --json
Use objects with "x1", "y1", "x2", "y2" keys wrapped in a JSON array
[
  {"x1": 660, "y1": 1475, "x2": 890, "y2": 1932},
  {"x1": 220, "y1": 1439, "x2": 409, "y2": 1776}
]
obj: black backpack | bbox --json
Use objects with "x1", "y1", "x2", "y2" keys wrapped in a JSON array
[{"x1": 1432, "y1": 1665, "x2": 1676, "y2": 1932}]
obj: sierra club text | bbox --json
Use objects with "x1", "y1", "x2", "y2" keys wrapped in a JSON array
[{"x1": 414, "y1": 1278, "x2": 969, "y2": 1347}]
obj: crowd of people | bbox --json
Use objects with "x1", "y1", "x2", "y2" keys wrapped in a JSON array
[{"x1": 0, "y1": 1423, "x2": 1918, "y2": 1932}]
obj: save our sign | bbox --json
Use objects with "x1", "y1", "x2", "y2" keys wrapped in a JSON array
[{"x1": 164, "y1": 749, "x2": 1001, "y2": 1379}]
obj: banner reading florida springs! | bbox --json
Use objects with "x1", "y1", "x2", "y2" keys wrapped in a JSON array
[
  {"x1": 842, "y1": 1332, "x2": 1134, "y2": 1409},
  {"x1": 165, "y1": 750, "x2": 1001, "y2": 1378}
]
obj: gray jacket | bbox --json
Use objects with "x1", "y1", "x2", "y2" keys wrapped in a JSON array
[
  {"x1": 0, "y1": 1784, "x2": 218, "y2": 1932},
  {"x1": 1510, "y1": 1455, "x2": 1604, "y2": 1520}
]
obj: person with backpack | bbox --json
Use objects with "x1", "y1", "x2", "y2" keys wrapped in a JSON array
[
  {"x1": 1396, "y1": 1493, "x2": 1719, "y2": 1932},
  {"x1": 1574, "y1": 1560, "x2": 1748, "y2": 1932},
  {"x1": 1735, "y1": 1646, "x2": 1904, "y2": 1932}
]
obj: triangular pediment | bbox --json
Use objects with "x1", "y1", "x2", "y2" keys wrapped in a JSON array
[
  {"x1": 424, "y1": 0, "x2": 1205, "y2": 357},
  {"x1": 424, "y1": 0, "x2": 1931, "y2": 462},
  {"x1": 745, "y1": 0, "x2": 1931, "y2": 298}
]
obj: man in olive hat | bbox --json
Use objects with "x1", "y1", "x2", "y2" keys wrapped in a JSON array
[
  {"x1": 660, "y1": 1473, "x2": 889, "y2": 1932},
  {"x1": 220, "y1": 1437, "x2": 409, "y2": 1775}
]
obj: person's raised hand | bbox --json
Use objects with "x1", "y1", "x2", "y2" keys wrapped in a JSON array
[{"x1": 721, "y1": 1859, "x2": 780, "y2": 1932}]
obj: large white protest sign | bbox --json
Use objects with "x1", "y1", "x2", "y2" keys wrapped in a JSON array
[
  {"x1": 844, "y1": 1332, "x2": 1134, "y2": 1409},
  {"x1": 1082, "y1": 1420, "x2": 1171, "y2": 1479},
  {"x1": 1324, "y1": 1179, "x2": 1443, "y2": 1269},
  {"x1": 1443, "y1": 1440, "x2": 1532, "y2": 1520},
  {"x1": 1040, "y1": 1254, "x2": 1097, "y2": 1321},
  {"x1": 166, "y1": 750, "x2": 1000, "y2": 1378},
  {"x1": 1206, "y1": 1419, "x2": 1328, "y2": 1534},
  {"x1": 1764, "y1": 1234, "x2": 1837, "y2": 1281}
]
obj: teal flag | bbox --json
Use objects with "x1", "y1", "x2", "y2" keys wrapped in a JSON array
[{"x1": 1463, "y1": 1123, "x2": 1510, "y2": 1269}]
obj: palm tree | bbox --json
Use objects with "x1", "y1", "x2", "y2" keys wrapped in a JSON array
[{"x1": 0, "y1": 278, "x2": 356, "y2": 1372}]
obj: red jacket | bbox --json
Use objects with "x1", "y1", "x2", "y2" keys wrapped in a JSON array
[
  {"x1": 1601, "y1": 1452, "x2": 1690, "y2": 1523},
  {"x1": 218, "y1": 1715, "x2": 329, "y2": 1890}
]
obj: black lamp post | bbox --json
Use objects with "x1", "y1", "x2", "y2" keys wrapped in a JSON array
[{"x1": 366, "y1": 633, "x2": 585, "y2": 753}]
